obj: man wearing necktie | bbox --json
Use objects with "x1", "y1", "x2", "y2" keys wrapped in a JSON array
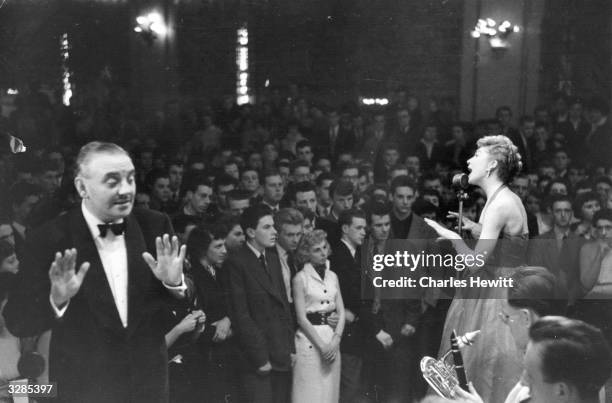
[
  {"x1": 274, "y1": 208, "x2": 304, "y2": 323},
  {"x1": 224, "y1": 205, "x2": 294, "y2": 403},
  {"x1": 528, "y1": 195, "x2": 583, "y2": 307},
  {"x1": 5, "y1": 142, "x2": 191, "y2": 403}
]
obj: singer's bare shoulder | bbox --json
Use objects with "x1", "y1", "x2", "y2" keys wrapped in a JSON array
[{"x1": 486, "y1": 187, "x2": 526, "y2": 235}]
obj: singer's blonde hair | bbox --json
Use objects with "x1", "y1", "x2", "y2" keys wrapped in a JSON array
[{"x1": 476, "y1": 135, "x2": 523, "y2": 183}]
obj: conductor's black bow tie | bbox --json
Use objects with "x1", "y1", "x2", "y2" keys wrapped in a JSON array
[{"x1": 98, "y1": 222, "x2": 127, "y2": 238}]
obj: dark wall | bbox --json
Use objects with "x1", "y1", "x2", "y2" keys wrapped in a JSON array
[
  {"x1": 176, "y1": 0, "x2": 463, "y2": 105},
  {"x1": 540, "y1": 0, "x2": 611, "y2": 101}
]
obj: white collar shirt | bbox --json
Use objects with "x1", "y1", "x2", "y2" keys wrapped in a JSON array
[
  {"x1": 276, "y1": 244, "x2": 293, "y2": 303},
  {"x1": 81, "y1": 202, "x2": 129, "y2": 328}
]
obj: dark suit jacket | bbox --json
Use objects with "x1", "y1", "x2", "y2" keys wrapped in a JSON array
[
  {"x1": 5, "y1": 207, "x2": 183, "y2": 403},
  {"x1": 191, "y1": 261, "x2": 231, "y2": 344},
  {"x1": 330, "y1": 241, "x2": 380, "y2": 355},
  {"x1": 11, "y1": 224, "x2": 26, "y2": 260},
  {"x1": 381, "y1": 213, "x2": 441, "y2": 340},
  {"x1": 586, "y1": 120, "x2": 612, "y2": 169},
  {"x1": 414, "y1": 141, "x2": 446, "y2": 172},
  {"x1": 527, "y1": 230, "x2": 584, "y2": 303},
  {"x1": 223, "y1": 244, "x2": 294, "y2": 372}
]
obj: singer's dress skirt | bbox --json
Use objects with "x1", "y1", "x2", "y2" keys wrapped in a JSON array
[
  {"x1": 438, "y1": 265, "x2": 523, "y2": 403},
  {"x1": 292, "y1": 326, "x2": 340, "y2": 403}
]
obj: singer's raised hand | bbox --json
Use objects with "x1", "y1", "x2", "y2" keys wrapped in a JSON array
[
  {"x1": 142, "y1": 234, "x2": 186, "y2": 286},
  {"x1": 424, "y1": 218, "x2": 461, "y2": 241},
  {"x1": 447, "y1": 211, "x2": 480, "y2": 234},
  {"x1": 49, "y1": 248, "x2": 90, "y2": 307}
]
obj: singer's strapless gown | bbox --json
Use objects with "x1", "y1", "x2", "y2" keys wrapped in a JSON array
[{"x1": 438, "y1": 227, "x2": 527, "y2": 403}]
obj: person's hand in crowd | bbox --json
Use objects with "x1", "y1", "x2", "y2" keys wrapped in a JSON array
[
  {"x1": 257, "y1": 361, "x2": 272, "y2": 375},
  {"x1": 424, "y1": 218, "x2": 462, "y2": 241},
  {"x1": 451, "y1": 382, "x2": 483, "y2": 403},
  {"x1": 400, "y1": 324, "x2": 416, "y2": 337},
  {"x1": 345, "y1": 309, "x2": 356, "y2": 323},
  {"x1": 49, "y1": 248, "x2": 90, "y2": 308},
  {"x1": 143, "y1": 234, "x2": 186, "y2": 286},
  {"x1": 192, "y1": 310, "x2": 206, "y2": 334},
  {"x1": 327, "y1": 312, "x2": 340, "y2": 328},
  {"x1": 175, "y1": 311, "x2": 202, "y2": 334},
  {"x1": 375, "y1": 330, "x2": 393, "y2": 349},
  {"x1": 212, "y1": 316, "x2": 231, "y2": 342},
  {"x1": 320, "y1": 338, "x2": 339, "y2": 363},
  {"x1": 447, "y1": 212, "x2": 481, "y2": 237}
]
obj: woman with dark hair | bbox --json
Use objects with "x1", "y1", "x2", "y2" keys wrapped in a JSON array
[
  {"x1": 292, "y1": 230, "x2": 345, "y2": 403},
  {"x1": 425, "y1": 135, "x2": 528, "y2": 402},
  {"x1": 184, "y1": 225, "x2": 242, "y2": 403}
]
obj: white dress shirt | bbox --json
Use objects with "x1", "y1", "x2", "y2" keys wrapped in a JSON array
[{"x1": 81, "y1": 203, "x2": 129, "y2": 327}]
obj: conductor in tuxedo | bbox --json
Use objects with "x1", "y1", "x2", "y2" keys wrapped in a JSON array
[
  {"x1": 4, "y1": 142, "x2": 190, "y2": 403},
  {"x1": 224, "y1": 204, "x2": 295, "y2": 403}
]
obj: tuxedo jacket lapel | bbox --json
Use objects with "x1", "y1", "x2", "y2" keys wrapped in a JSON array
[
  {"x1": 69, "y1": 209, "x2": 125, "y2": 335},
  {"x1": 124, "y1": 215, "x2": 151, "y2": 337}
]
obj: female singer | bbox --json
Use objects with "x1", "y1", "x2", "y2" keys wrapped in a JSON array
[
  {"x1": 292, "y1": 230, "x2": 345, "y2": 403},
  {"x1": 425, "y1": 135, "x2": 527, "y2": 403}
]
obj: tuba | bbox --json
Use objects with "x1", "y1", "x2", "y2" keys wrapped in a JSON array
[{"x1": 420, "y1": 330, "x2": 479, "y2": 398}]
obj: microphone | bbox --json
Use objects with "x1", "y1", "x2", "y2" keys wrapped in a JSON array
[{"x1": 452, "y1": 173, "x2": 469, "y2": 190}]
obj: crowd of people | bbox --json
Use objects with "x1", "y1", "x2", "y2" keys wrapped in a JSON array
[{"x1": 1, "y1": 82, "x2": 612, "y2": 403}]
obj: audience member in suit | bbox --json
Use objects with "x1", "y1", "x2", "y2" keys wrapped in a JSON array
[
  {"x1": 330, "y1": 208, "x2": 373, "y2": 403},
  {"x1": 174, "y1": 175, "x2": 217, "y2": 224},
  {"x1": 273, "y1": 208, "x2": 304, "y2": 321},
  {"x1": 558, "y1": 97, "x2": 591, "y2": 165},
  {"x1": 4, "y1": 142, "x2": 191, "y2": 403},
  {"x1": 28, "y1": 157, "x2": 66, "y2": 229},
  {"x1": 147, "y1": 168, "x2": 179, "y2": 215},
  {"x1": 362, "y1": 111, "x2": 390, "y2": 162},
  {"x1": 185, "y1": 225, "x2": 242, "y2": 403},
  {"x1": 510, "y1": 115, "x2": 536, "y2": 172},
  {"x1": 373, "y1": 142, "x2": 402, "y2": 183},
  {"x1": 392, "y1": 106, "x2": 420, "y2": 157},
  {"x1": 444, "y1": 123, "x2": 474, "y2": 171},
  {"x1": 316, "y1": 179, "x2": 354, "y2": 246},
  {"x1": 382, "y1": 175, "x2": 443, "y2": 402},
  {"x1": 293, "y1": 181, "x2": 318, "y2": 221},
  {"x1": 528, "y1": 195, "x2": 584, "y2": 309},
  {"x1": 497, "y1": 105, "x2": 521, "y2": 140},
  {"x1": 586, "y1": 97, "x2": 612, "y2": 170},
  {"x1": 414, "y1": 124, "x2": 446, "y2": 172},
  {"x1": 315, "y1": 172, "x2": 335, "y2": 219},
  {"x1": 260, "y1": 169, "x2": 285, "y2": 212},
  {"x1": 8, "y1": 182, "x2": 41, "y2": 260},
  {"x1": 360, "y1": 202, "x2": 395, "y2": 399},
  {"x1": 224, "y1": 205, "x2": 294, "y2": 403},
  {"x1": 313, "y1": 108, "x2": 353, "y2": 162}
]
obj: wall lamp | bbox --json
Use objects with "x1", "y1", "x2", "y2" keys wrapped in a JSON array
[
  {"x1": 134, "y1": 12, "x2": 167, "y2": 45},
  {"x1": 471, "y1": 19, "x2": 520, "y2": 50}
]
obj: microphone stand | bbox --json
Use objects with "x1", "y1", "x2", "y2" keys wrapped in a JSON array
[{"x1": 456, "y1": 188, "x2": 469, "y2": 238}]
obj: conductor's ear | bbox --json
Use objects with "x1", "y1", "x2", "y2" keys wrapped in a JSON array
[{"x1": 74, "y1": 176, "x2": 87, "y2": 199}]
